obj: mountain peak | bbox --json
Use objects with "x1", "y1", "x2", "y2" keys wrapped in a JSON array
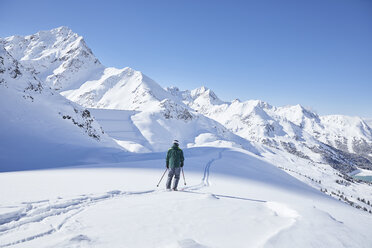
[
  {"x1": 249, "y1": 99, "x2": 271, "y2": 108},
  {"x1": 191, "y1": 86, "x2": 209, "y2": 96},
  {"x1": 280, "y1": 104, "x2": 319, "y2": 120},
  {"x1": 52, "y1": 26, "x2": 72, "y2": 33},
  {"x1": 3, "y1": 26, "x2": 102, "y2": 91},
  {"x1": 24, "y1": 26, "x2": 77, "y2": 42},
  {"x1": 61, "y1": 66, "x2": 174, "y2": 111},
  {"x1": 190, "y1": 86, "x2": 224, "y2": 105},
  {"x1": 40, "y1": 26, "x2": 75, "y2": 37}
]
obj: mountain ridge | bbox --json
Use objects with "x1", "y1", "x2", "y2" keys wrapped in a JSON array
[
  {"x1": 3, "y1": 26, "x2": 371, "y2": 171},
  {"x1": 170, "y1": 87, "x2": 372, "y2": 172}
]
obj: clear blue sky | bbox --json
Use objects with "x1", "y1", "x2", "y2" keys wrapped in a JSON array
[{"x1": 1, "y1": 0, "x2": 371, "y2": 117}]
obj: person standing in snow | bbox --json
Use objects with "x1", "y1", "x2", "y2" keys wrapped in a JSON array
[{"x1": 166, "y1": 140, "x2": 184, "y2": 191}]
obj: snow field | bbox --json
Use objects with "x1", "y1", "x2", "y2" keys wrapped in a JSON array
[
  {"x1": 0, "y1": 147, "x2": 371, "y2": 248},
  {"x1": 88, "y1": 108, "x2": 151, "y2": 153}
]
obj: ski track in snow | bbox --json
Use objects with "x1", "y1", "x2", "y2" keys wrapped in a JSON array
[
  {"x1": 183, "y1": 149, "x2": 225, "y2": 191},
  {"x1": 0, "y1": 149, "x2": 297, "y2": 247},
  {"x1": 0, "y1": 190, "x2": 156, "y2": 247},
  {"x1": 0, "y1": 151, "x2": 224, "y2": 247},
  {"x1": 202, "y1": 150, "x2": 224, "y2": 187},
  {"x1": 0, "y1": 151, "x2": 223, "y2": 246},
  {"x1": 181, "y1": 149, "x2": 267, "y2": 202}
]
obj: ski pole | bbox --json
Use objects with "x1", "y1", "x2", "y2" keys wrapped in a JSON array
[
  {"x1": 182, "y1": 168, "x2": 187, "y2": 185},
  {"x1": 156, "y1": 168, "x2": 168, "y2": 187}
]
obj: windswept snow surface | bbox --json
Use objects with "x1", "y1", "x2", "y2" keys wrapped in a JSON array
[{"x1": 0, "y1": 147, "x2": 371, "y2": 248}]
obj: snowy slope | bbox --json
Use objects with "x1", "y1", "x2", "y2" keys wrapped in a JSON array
[
  {"x1": 0, "y1": 42, "x2": 124, "y2": 171},
  {"x1": 89, "y1": 105, "x2": 258, "y2": 153},
  {"x1": 0, "y1": 147, "x2": 371, "y2": 248},
  {"x1": 87, "y1": 109, "x2": 152, "y2": 153}
]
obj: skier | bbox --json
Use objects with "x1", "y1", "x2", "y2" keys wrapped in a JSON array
[{"x1": 166, "y1": 140, "x2": 184, "y2": 191}]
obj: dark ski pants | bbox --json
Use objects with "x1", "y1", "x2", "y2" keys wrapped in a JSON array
[{"x1": 166, "y1": 167, "x2": 181, "y2": 189}]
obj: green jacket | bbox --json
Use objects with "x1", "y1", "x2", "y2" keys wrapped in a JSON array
[{"x1": 166, "y1": 144, "x2": 184, "y2": 168}]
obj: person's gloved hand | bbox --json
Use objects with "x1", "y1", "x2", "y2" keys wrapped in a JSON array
[
  {"x1": 166, "y1": 164, "x2": 169, "y2": 169},
  {"x1": 180, "y1": 162, "x2": 184, "y2": 167}
]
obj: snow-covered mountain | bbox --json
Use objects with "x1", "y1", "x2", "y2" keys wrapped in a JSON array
[
  {"x1": 167, "y1": 86, "x2": 226, "y2": 110},
  {"x1": 167, "y1": 86, "x2": 372, "y2": 173},
  {"x1": 60, "y1": 66, "x2": 258, "y2": 152},
  {"x1": 1, "y1": 27, "x2": 258, "y2": 160},
  {"x1": 2, "y1": 26, "x2": 103, "y2": 91},
  {"x1": 0, "y1": 41, "x2": 123, "y2": 171},
  {"x1": 61, "y1": 67, "x2": 174, "y2": 111},
  {"x1": 1, "y1": 27, "x2": 372, "y2": 215},
  {"x1": 4, "y1": 27, "x2": 371, "y2": 167},
  {"x1": 278, "y1": 105, "x2": 372, "y2": 160}
]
